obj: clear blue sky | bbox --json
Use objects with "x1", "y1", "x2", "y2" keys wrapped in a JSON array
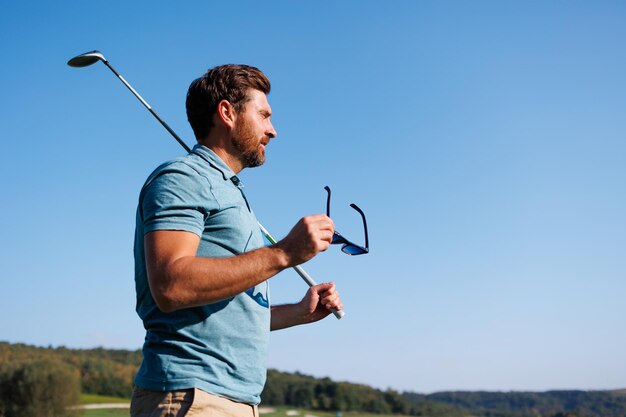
[{"x1": 1, "y1": 1, "x2": 625, "y2": 394}]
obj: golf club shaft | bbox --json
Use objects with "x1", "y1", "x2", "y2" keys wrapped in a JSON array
[
  {"x1": 258, "y1": 224, "x2": 344, "y2": 319},
  {"x1": 100, "y1": 60, "x2": 191, "y2": 153}
]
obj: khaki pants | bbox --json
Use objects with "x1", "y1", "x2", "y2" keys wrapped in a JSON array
[{"x1": 131, "y1": 387, "x2": 259, "y2": 417}]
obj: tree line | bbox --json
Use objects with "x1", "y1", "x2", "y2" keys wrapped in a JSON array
[
  {"x1": 261, "y1": 369, "x2": 462, "y2": 416},
  {"x1": 404, "y1": 390, "x2": 626, "y2": 417},
  {"x1": 0, "y1": 342, "x2": 141, "y2": 417},
  {"x1": 1, "y1": 342, "x2": 626, "y2": 417},
  {"x1": 0, "y1": 342, "x2": 141, "y2": 397}
]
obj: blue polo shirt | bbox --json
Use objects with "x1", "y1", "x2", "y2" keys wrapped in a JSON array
[{"x1": 133, "y1": 144, "x2": 270, "y2": 405}]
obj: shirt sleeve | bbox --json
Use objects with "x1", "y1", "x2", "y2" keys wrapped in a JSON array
[{"x1": 140, "y1": 162, "x2": 216, "y2": 237}]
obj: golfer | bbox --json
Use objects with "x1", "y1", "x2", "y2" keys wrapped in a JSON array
[{"x1": 131, "y1": 64, "x2": 343, "y2": 417}]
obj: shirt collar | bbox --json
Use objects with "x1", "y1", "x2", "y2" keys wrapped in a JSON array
[{"x1": 191, "y1": 144, "x2": 240, "y2": 183}]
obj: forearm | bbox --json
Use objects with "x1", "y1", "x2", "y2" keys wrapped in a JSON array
[
  {"x1": 270, "y1": 304, "x2": 310, "y2": 331},
  {"x1": 148, "y1": 244, "x2": 289, "y2": 312},
  {"x1": 270, "y1": 282, "x2": 343, "y2": 330}
]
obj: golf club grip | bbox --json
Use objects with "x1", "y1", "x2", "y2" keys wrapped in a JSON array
[{"x1": 293, "y1": 265, "x2": 345, "y2": 320}]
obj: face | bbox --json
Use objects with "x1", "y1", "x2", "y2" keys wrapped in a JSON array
[{"x1": 231, "y1": 89, "x2": 277, "y2": 169}]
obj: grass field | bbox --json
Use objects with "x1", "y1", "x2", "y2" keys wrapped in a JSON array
[
  {"x1": 260, "y1": 408, "x2": 405, "y2": 417},
  {"x1": 79, "y1": 394, "x2": 130, "y2": 417},
  {"x1": 82, "y1": 409, "x2": 129, "y2": 417},
  {"x1": 83, "y1": 409, "x2": 406, "y2": 417},
  {"x1": 79, "y1": 394, "x2": 131, "y2": 405}
]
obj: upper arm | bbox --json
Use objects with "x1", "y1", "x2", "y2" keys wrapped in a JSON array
[
  {"x1": 144, "y1": 230, "x2": 201, "y2": 308},
  {"x1": 140, "y1": 163, "x2": 214, "y2": 237},
  {"x1": 145, "y1": 230, "x2": 201, "y2": 271},
  {"x1": 139, "y1": 164, "x2": 213, "y2": 296}
]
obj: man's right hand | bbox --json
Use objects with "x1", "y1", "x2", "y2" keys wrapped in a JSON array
[{"x1": 275, "y1": 215, "x2": 335, "y2": 267}]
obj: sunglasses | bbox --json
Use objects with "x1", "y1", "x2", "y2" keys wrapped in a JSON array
[{"x1": 325, "y1": 186, "x2": 369, "y2": 256}]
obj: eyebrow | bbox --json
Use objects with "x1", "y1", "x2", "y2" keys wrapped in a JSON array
[{"x1": 259, "y1": 109, "x2": 272, "y2": 117}]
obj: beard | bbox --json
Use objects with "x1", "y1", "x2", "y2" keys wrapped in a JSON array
[{"x1": 231, "y1": 117, "x2": 266, "y2": 168}]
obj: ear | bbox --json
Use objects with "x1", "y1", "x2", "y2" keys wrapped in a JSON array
[{"x1": 216, "y1": 100, "x2": 237, "y2": 129}]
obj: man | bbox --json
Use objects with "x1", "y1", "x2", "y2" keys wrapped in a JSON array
[{"x1": 131, "y1": 64, "x2": 343, "y2": 417}]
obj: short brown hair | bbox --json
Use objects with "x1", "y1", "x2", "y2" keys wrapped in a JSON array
[{"x1": 186, "y1": 64, "x2": 271, "y2": 141}]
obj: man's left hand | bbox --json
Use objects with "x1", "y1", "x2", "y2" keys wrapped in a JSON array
[
  {"x1": 299, "y1": 282, "x2": 343, "y2": 323},
  {"x1": 270, "y1": 282, "x2": 343, "y2": 330}
]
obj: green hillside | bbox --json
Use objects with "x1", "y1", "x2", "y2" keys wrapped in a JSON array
[
  {"x1": 1, "y1": 342, "x2": 625, "y2": 417},
  {"x1": 406, "y1": 389, "x2": 626, "y2": 417}
]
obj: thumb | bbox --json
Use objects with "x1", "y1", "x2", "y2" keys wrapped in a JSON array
[{"x1": 313, "y1": 282, "x2": 334, "y2": 293}]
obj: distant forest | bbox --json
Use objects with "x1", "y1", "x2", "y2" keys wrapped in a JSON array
[{"x1": 1, "y1": 342, "x2": 625, "y2": 417}]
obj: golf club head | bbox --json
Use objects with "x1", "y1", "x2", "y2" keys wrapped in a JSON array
[{"x1": 67, "y1": 50, "x2": 106, "y2": 67}]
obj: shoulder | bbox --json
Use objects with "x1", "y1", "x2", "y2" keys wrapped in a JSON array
[
  {"x1": 143, "y1": 155, "x2": 214, "y2": 191},
  {"x1": 148, "y1": 156, "x2": 201, "y2": 179},
  {"x1": 139, "y1": 155, "x2": 220, "y2": 209}
]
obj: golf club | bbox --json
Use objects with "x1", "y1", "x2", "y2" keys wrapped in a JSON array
[
  {"x1": 68, "y1": 50, "x2": 344, "y2": 319},
  {"x1": 68, "y1": 51, "x2": 191, "y2": 153}
]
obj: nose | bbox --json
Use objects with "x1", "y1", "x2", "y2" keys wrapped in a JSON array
[{"x1": 266, "y1": 121, "x2": 277, "y2": 139}]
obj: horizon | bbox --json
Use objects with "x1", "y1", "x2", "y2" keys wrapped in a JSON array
[{"x1": 2, "y1": 340, "x2": 624, "y2": 395}]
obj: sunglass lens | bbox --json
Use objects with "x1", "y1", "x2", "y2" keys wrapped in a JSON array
[
  {"x1": 332, "y1": 232, "x2": 348, "y2": 245},
  {"x1": 341, "y1": 245, "x2": 368, "y2": 255}
]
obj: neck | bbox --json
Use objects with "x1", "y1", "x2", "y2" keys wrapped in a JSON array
[{"x1": 197, "y1": 137, "x2": 244, "y2": 174}]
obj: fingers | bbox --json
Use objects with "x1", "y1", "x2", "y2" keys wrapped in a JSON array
[
  {"x1": 298, "y1": 282, "x2": 344, "y2": 323},
  {"x1": 314, "y1": 282, "x2": 343, "y2": 311},
  {"x1": 302, "y1": 214, "x2": 335, "y2": 246},
  {"x1": 277, "y1": 215, "x2": 335, "y2": 266}
]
